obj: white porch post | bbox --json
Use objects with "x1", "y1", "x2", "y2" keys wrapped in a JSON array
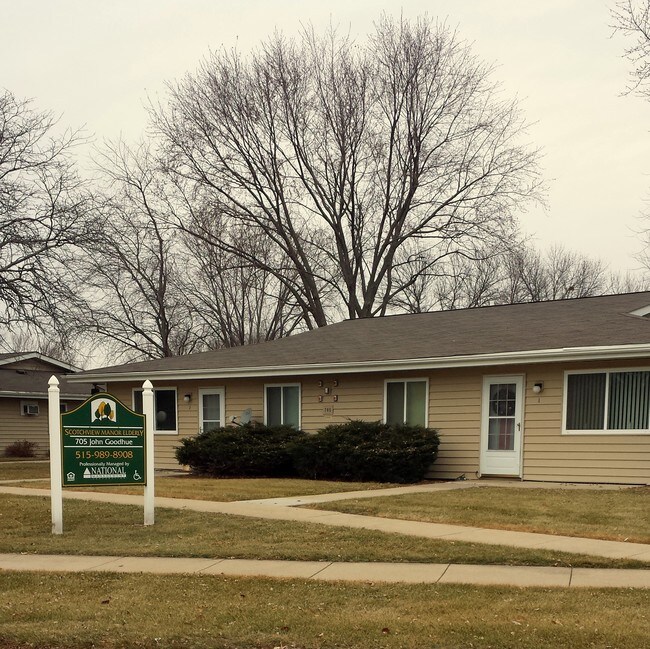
[{"x1": 48, "y1": 375, "x2": 63, "y2": 534}]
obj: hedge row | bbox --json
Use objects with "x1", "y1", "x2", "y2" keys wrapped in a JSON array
[{"x1": 175, "y1": 420, "x2": 440, "y2": 483}]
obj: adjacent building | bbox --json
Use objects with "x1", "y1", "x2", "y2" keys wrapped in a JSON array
[{"x1": 0, "y1": 353, "x2": 90, "y2": 458}]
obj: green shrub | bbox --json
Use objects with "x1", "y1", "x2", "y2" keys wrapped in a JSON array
[
  {"x1": 175, "y1": 423, "x2": 306, "y2": 477},
  {"x1": 4, "y1": 439, "x2": 37, "y2": 458},
  {"x1": 289, "y1": 420, "x2": 440, "y2": 483}
]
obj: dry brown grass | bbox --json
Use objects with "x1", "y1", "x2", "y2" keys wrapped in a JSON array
[
  {"x1": 0, "y1": 461, "x2": 49, "y2": 481},
  {"x1": 1, "y1": 494, "x2": 644, "y2": 568},
  {"x1": 1, "y1": 571, "x2": 648, "y2": 649},
  {"x1": 308, "y1": 485, "x2": 650, "y2": 543}
]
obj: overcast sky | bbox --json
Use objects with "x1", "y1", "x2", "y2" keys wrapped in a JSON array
[{"x1": 2, "y1": 0, "x2": 649, "y2": 276}]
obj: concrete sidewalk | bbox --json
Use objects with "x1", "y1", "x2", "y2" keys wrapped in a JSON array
[
  {"x1": 1, "y1": 553, "x2": 649, "y2": 588},
  {"x1": 2, "y1": 482, "x2": 650, "y2": 587},
  {"x1": 2, "y1": 484, "x2": 649, "y2": 563}
]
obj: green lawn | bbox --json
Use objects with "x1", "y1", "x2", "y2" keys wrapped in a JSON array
[
  {"x1": 1, "y1": 572, "x2": 648, "y2": 649},
  {"x1": 1, "y1": 494, "x2": 644, "y2": 568},
  {"x1": 306, "y1": 486, "x2": 650, "y2": 544}
]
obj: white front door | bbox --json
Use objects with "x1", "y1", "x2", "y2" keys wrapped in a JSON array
[
  {"x1": 480, "y1": 376, "x2": 524, "y2": 477},
  {"x1": 199, "y1": 388, "x2": 225, "y2": 433}
]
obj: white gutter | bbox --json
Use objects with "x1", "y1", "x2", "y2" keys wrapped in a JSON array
[{"x1": 67, "y1": 343, "x2": 650, "y2": 383}]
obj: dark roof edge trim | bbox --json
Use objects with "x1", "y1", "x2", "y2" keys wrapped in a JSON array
[
  {"x1": 68, "y1": 343, "x2": 650, "y2": 383},
  {"x1": 0, "y1": 392, "x2": 87, "y2": 400}
]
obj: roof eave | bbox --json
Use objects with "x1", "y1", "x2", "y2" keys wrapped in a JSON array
[
  {"x1": 67, "y1": 343, "x2": 650, "y2": 383},
  {"x1": 0, "y1": 352, "x2": 81, "y2": 373}
]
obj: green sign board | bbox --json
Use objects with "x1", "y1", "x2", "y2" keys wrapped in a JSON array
[{"x1": 61, "y1": 393, "x2": 146, "y2": 487}]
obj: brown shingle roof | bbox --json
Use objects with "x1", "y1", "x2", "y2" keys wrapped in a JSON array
[
  {"x1": 0, "y1": 369, "x2": 91, "y2": 398},
  {"x1": 75, "y1": 292, "x2": 650, "y2": 380}
]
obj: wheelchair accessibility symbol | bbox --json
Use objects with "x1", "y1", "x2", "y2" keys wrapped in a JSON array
[{"x1": 133, "y1": 470, "x2": 142, "y2": 481}]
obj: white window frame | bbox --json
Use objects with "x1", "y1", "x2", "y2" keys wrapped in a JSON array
[
  {"x1": 563, "y1": 368, "x2": 650, "y2": 435},
  {"x1": 132, "y1": 386, "x2": 178, "y2": 435},
  {"x1": 199, "y1": 387, "x2": 225, "y2": 433},
  {"x1": 264, "y1": 383, "x2": 301, "y2": 428},
  {"x1": 383, "y1": 378, "x2": 429, "y2": 427}
]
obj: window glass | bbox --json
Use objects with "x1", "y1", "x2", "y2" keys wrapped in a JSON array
[
  {"x1": 133, "y1": 390, "x2": 143, "y2": 413},
  {"x1": 608, "y1": 371, "x2": 650, "y2": 430},
  {"x1": 266, "y1": 386, "x2": 283, "y2": 426},
  {"x1": 566, "y1": 373, "x2": 606, "y2": 430},
  {"x1": 489, "y1": 384, "x2": 516, "y2": 417},
  {"x1": 266, "y1": 385, "x2": 299, "y2": 427},
  {"x1": 202, "y1": 393, "x2": 222, "y2": 432},
  {"x1": 386, "y1": 382, "x2": 405, "y2": 425},
  {"x1": 386, "y1": 380, "x2": 427, "y2": 426},
  {"x1": 406, "y1": 381, "x2": 427, "y2": 426},
  {"x1": 154, "y1": 389, "x2": 176, "y2": 431},
  {"x1": 133, "y1": 388, "x2": 177, "y2": 432},
  {"x1": 282, "y1": 385, "x2": 300, "y2": 428},
  {"x1": 488, "y1": 418, "x2": 515, "y2": 451}
]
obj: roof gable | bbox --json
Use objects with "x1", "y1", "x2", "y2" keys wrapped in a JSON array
[{"x1": 0, "y1": 352, "x2": 80, "y2": 373}]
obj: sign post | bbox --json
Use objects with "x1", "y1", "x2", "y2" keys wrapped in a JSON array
[
  {"x1": 142, "y1": 380, "x2": 155, "y2": 525},
  {"x1": 48, "y1": 376, "x2": 63, "y2": 535}
]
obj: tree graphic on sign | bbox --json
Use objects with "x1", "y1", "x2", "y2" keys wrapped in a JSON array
[{"x1": 92, "y1": 399, "x2": 116, "y2": 423}]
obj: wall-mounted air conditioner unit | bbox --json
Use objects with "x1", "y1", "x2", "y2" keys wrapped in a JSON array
[{"x1": 21, "y1": 402, "x2": 40, "y2": 416}]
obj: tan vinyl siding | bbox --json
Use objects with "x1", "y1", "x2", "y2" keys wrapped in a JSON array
[
  {"x1": 301, "y1": 375, "x2": 382, "y2": 431},
  {"x1": 427, "y1": 369, "x2": 481, "y2": 480},
  {"x1": 108, "y1": 357, "x2": 650, "y2": 483},
  {"x1": 521, "y1": 360, "x2": 650, "y2": 485},
  {"x1": 0, "y1": 397, "x2": 50, "y2": 458}
]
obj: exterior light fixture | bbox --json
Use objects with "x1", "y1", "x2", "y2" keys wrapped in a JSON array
[
  {"x1": 184, "y1": 393, "x2": 192, "y2": 403},
  {"x1": 532, "y1": 382, "x2": 544, "y2": 394}
]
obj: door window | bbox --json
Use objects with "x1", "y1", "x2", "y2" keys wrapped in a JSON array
[
  {"x1": 487, "y1": 383, "x2": 516, "y2": 450},
  {"x1": 200, "y1": 389, "x2": 225, "y2": 433}
]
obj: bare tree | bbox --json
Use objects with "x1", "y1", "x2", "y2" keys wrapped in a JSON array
[
  {"x1": 77, "y1": 139, "x2": 303, "y2": 361},
  {"x1": 181, "y1": 216, "x2": 304, "y2": 348},
  {"x1": 613, "y1": 2, "x2": 650, "y2": 280},
  {"x1": 500, "y1": 244, "x2": 612, "y2": 302},
  {"x1": 0, "y1": 90, "x2": 91, "y2": 333},
  {"x1": 152, "y1": 16, "x2": 542, "y2": 328},
  {"x1": 75, "y1": 140, "x2": 204, "y2": 362},
  {"x1": 432, "y1": 252, "x2": 504, "y2": 311},
  {"x1": 612, "y1": 1, "x2": 650, "y2": 96},
  {"x1": 422, "y1": 242, "x2": 641, "y2": 310},
  {"x1": 0, "y1": 328, "x2": 80, "y2": 366}
]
